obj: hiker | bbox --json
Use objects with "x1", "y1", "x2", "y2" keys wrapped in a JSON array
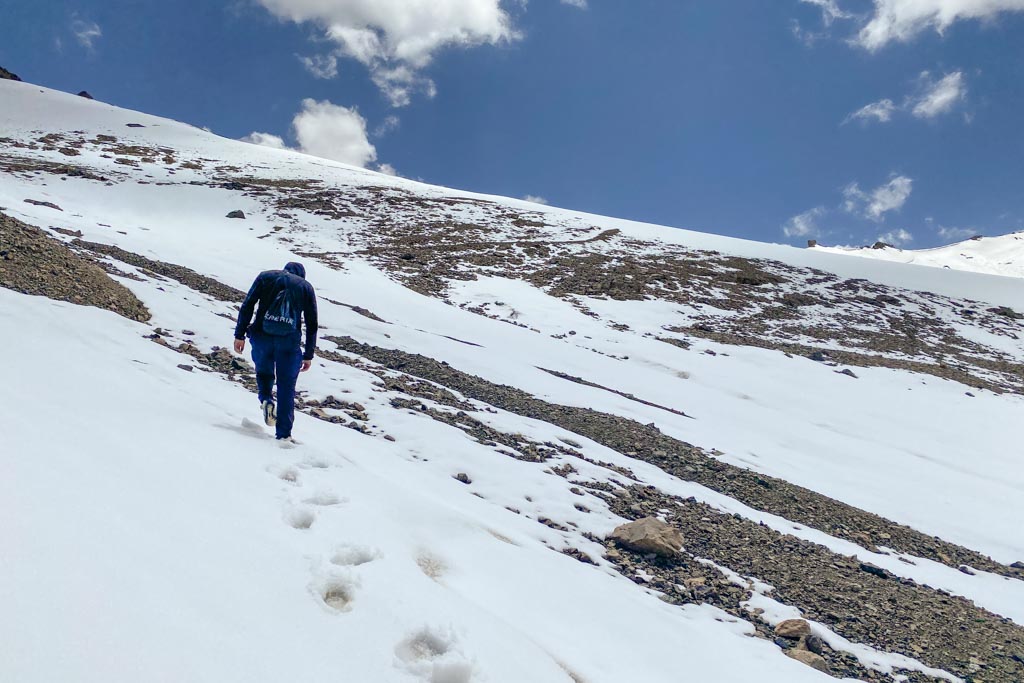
[{"x1": 233, "y1": 261, "x2": 318, "y2": 441}]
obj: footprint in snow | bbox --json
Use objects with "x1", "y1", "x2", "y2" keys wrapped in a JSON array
[
  {"x1": 312, "y1": 573, "x2": 359, "y2": 612},
  {"x1": 394, "y1": 626, "x2": 475, "y2": 683},
  {"x1": 283, "y1": 505, "x2": 316, "y2": 530},
  {"x1": 266, "y1": 465, "x2": 300, "y2": 485},
  {"x1": 416, "y1": 550, "x2": 449, "y2": 581},
  {"x1": 331, "y1": 544, "x2": 381, "y2": 567},
  {"x1": 214, "y1": 419, "x2": 271, "y2": 439},
  {"x1": 308, "y1": 546, "x2": 379, "y2": 614},
  {"x1": 297, "y1": 456, "x2": 331, "y2": 469},
  {"x1": 304, "y1": 489, "x2": 347, "y2": 506}
]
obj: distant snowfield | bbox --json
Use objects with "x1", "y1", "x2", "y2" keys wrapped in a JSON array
[
  {"x1": 813, "y1": 233, "x2": 1024, "y2": 280},
  {"x1": 2, "y1": 80, "x2": 1024, "y2": 683}
]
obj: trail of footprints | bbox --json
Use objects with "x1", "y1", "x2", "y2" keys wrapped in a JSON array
[{"x1": 268, "y1": 453, "x2": 477, "y2": 683}]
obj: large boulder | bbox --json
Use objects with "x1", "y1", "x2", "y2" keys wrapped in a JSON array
[
  {"x1": 608, "y1": 517, "x2": 682, "y2": 557},
  {"x1": 786, "y1": 649, "x2": 829, "y2": 673},
  {"x1": 774, "y1": 619, "x2": 812, "y2": 639}
]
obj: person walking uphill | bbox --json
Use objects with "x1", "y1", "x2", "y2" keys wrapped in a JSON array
[{"x1": 233, "y1": 262, "x2": 318, "y2": 442}]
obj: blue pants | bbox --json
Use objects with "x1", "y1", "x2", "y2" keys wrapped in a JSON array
[{"x1": 249, "y1": 331, "x2": 302, "y2": 439}]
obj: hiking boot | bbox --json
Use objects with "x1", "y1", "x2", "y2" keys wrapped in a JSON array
[{"x1": 262, "y1": 400, "x2": 277, "y2": 427}]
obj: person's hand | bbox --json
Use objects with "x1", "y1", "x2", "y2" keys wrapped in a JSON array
[
  {"x1": 233, "y1": 338, "x2": 245, "y2": 354},
  {"x1": 301, "y1": 359, "x2": 312, "y2": 372}
]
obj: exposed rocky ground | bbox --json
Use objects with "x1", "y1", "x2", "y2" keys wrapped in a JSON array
[
  {"x1": 119, "y1": 165, "x2": 1024, "y2": 395},
  {"x1": 0, "y1": 211, "x2": 149, "y2": 321}
]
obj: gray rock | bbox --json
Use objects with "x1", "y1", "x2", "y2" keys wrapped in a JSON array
[
  {"x1": 801, "y1": 634, "x2": 825, "y2": 655},
  {"x1": 608, "y1": 517, "x2": 682, "y2": 557},
  {"x1": 774, "y1": 619, "x2": 812, "y2": 639},
  {"x1": 226, "y1": 210, "x2": 246, "y2": 219},
  {"x1": 786, "y1": 648, "x2": 830, "y2": 673}
]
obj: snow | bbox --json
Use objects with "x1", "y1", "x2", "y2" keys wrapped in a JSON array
[
  {"x1": 2, "y1": 79, "x2": 1022, "y2": 683},
  {"x1": 813, "y1": 232, "x2": 1024, "y2": 280},
  {"x1": 0, "y1": 290, "x2": 828, "y2": 683}
]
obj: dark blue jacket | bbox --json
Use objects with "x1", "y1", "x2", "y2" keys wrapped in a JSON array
[{"x1": 234, "y1": 262, "x2": 319, "y2": 360}]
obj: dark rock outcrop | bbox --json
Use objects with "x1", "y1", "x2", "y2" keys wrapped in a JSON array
[
  {"x1": 0, "y1": 213, "x2": 150, "y2": 322},
  {"x1": 0, "y1": 66, "x2": 21, "y2": 81}
]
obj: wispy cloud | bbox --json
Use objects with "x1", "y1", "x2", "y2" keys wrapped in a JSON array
[
  {"x1": 372, "y1": 115, "x2": 400, "y2": 138},
  {"x1": 911, "y1": 71, "x2": 966, "y2": 119},
  {"x1": 240, "y1": 132, "x2": 287, "y2": 149},
  {"x1": 298, "y1": 53, "x2": 339, "y2": 80},
  {"x1": 782, "y1": 206, "x2": 826, "y2": 238},
  {"x1": 71, "y1": 19, "x2": 102, "y2": 50},
  {"x1": 561, "y1": 0, "x2": 588, "y2": 7},
  {"x1": 523, "y1": 195, "x2": 549, "y2": 205},
  {"x1": 844, "y1": 98, "x2": 897, "y2": 125},
  {"x1": 877, "y1": 228, "x2": 914, "y2": 246},
  {"x1": 843, "y1": 175, "x2": 913, "y2": 221},
  {"x1": 792, "y1": 0, "x2": 856, "y2": 44},
  {"x1": 794, "y1": 1, "x2": 1024, "y2": 50},
  {"x1": 937, "y1": 225, "x2": 977, "y2": 242},
  {"x1": 801, "y1": 0, "x2": 853, "y2": 26},
  {"x1": 843, "y1": 70, "x2": 967, "y2": 124}
]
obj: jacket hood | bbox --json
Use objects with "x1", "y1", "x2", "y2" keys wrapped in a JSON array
[{"x1": 283, "y1": 262, "x2": 306, "y2": 279}]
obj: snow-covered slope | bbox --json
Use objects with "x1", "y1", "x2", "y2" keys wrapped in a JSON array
[
  {"x1": 813, "y1": 232, "x2": 1024, "y2": 279},
  {"x1": 2, "y1": 79, "x2": 1024, "y2": 683}
]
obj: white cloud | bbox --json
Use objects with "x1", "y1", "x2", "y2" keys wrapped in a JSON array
[
  {"x1": 843, "y1": 175, "x2": 913, "y2": 221},
  {"x1": 561, "y1": 0, "x2": 588, "y2": 7},
  {"x1": 373, "y1": 115, "x2": 401, "y2": 138},
  {"x1": 844, "y1": 98, "x2": 897, "y2": 124},
  {"x1": 376, "y1": 163, "x2": 398, "y2": 176},
  {"x1": 911, "y1": 70, "x2": 966, "y2": 118},
  {"x1": 523, "y1": 195, "x2": 549, "y2": 205},
  {"x1": 877, "y1": 228, "x2": 914, "y2": 246},
  {"x1": 792, "y1": 0, "x2": 855, "y2": 44},
  {"x1": 256, "y1": 0, "x2": 517, "y2": 105},
  {"x1": 801, "y1": 0, "x2": 853, "y2": 25},
  {"x1": 242, "y1": 100, "x2": 381, "y2": 168},
  {"x1": 844, "y1": 71, "x2": 967, "y2": 124},
  {"x1": 783, "y1": 206, "x2": 826, "y2": 238},
  {"x1": 299, "y1": 53, "x2": 339, "y2": 79},
  {"x1": 292, "y1": 99, "x2": 377, "y2": 167},
  {"x1": 240, "y1": 132, "x2": 288, "y2": 149},
  {"x1": 937, "y1": 225, "x2": 977, "y2": 241},
  {"x1": 72, "y1": 19, "x2": 102, "y2": 50},
  {"x1": 858, "y1": 0, "x2": 1024, "y2": 50}
]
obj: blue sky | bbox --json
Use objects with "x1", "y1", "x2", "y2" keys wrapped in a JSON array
[{"x1": 1, "y1": 0, "x2": 1023, "y2": 248}]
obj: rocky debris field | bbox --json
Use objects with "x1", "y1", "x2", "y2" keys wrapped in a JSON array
[
  {"x1": 0, "y1": 212, "x2": 149, "y2": 321},
  {"x1": 154, "y1": 168, "x2": 1024, "y2": 395},
  {"x1": 3, "y1": 132, "x2": 1021, "y2": 395}
]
